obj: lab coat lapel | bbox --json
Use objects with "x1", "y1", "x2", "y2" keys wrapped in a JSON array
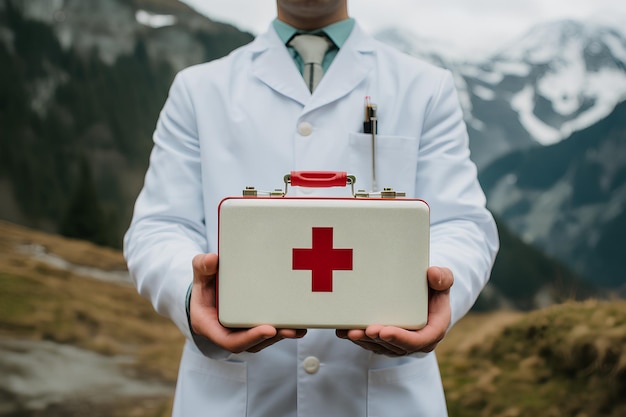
[
  {"x1": 249, "y1": 23, "x2": 376, "y2": 110},
  {"x1": 250, "y1": 28, "x2": 310, "y2": 106},
  {"x1": 306, "y1": 23, "x2": 376, "y2": 112}
]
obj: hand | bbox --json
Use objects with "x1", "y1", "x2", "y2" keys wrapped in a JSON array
[
  {"x1": 189, "y1": 253, "x2": 307, "y2": 353},
  {"x1": 336, "y1": 266, "x2": 453, "y2": 356}
]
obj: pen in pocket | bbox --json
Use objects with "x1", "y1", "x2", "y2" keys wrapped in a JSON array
[{"x1": 363, "y1": 96, "x2": 378, "y2": 191}]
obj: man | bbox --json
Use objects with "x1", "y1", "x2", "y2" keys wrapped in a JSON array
[{"x1": 124, "y1": 0, "x2": 499, "y2": 415}]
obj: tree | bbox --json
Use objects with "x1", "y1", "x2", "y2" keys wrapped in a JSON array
[{"x1": 60, "y1": 158, "x2": 111, "y2": 246}]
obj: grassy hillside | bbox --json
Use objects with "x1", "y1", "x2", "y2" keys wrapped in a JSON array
[
  {"x1": 440, "y1": 301, "x2": 626, "y2": 417},
  {"x1": 1, "y1": 221, "x2": 624, "y2": 416},
  {"x1": 0, "y1": 221, "x2": 184, "y2": 416}
]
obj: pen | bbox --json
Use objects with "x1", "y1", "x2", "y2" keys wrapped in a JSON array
[{"x1": 363, "y1": 97, "x2": 378, "y2": 191}]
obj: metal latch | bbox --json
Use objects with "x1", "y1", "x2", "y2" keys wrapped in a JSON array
[
  {"x1": 242, "y1": 172, "x2": 405, "y2": 199},
  {"x1": 355, "y1": 188, "x2": 407, "y2": 199}
]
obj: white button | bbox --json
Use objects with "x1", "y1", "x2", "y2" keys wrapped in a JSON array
[
  {"x1": 297, "y1": 122, "x2": 313, "y2": 136},
  {"x1": 303, "y1": 356, "x2": 320, "y2": 374}
]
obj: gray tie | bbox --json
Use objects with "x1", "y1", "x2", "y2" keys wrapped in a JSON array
[{"x1": 289, "y1": 34, "x2": 332, "y2": 93}]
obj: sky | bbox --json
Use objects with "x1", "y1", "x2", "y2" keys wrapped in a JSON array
[{"x1": 180, "y1": 0, "x2": 626, "y2": 58}]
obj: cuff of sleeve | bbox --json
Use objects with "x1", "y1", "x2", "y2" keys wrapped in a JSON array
[
  {"x1": 185, "y1": 282, "x2": 193, "y2": 328},
  {"x1": 185, "y1": 282, "x2": 233, "y2": 361}
]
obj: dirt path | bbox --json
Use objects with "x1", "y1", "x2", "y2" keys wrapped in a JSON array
[
  {"x1": 0, "y1": 222, "x2": 178, "y2": 416},
  {"x1": 0, "y1": 339, "x2": 173, "y2": 416}
]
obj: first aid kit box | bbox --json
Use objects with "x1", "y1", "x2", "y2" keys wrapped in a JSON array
[{"x1": 217, "y1": 172, "x2": 430, "y2": 330}]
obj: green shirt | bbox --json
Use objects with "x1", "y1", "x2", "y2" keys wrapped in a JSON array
[{"x1": 272, "y1": 18, "x2": 355, "y2": 74}]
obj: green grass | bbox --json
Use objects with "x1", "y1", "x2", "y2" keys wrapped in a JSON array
[
  {"x1": 3, "y1": 221, "x2": 626, "y2": 417},
  {"x1": 0, "y1": 222, "x2": 185, "y2": 416},
  {"x1": 440, "y1": 300, "x2": 626, "y2": 417},
  {"x1": 0, "y1": 273, "x2": 39, "y2": 322}
]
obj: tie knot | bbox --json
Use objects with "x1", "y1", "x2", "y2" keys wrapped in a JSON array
[{"x1": 288, "y1": 34, "x2": 331, "y2": 65}]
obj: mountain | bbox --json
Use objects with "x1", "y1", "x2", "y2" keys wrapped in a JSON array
[
  {"x1": 0, "y1": 0, "x2": 253, "y2": 246},
  {"x1": 12, "y1": 0, "x2": 252, "y2": 72},
  {"x1": 480, "y1": 100, "x2": 626, "y2": 289},
  {"x1": 473, "y1": 217, "x2": 595, "y2": 312},
  {"x1": 374, "y1": 27, "x2": 449, "y2": 68},
  {"x1": 377, "y1": 20, "x2": 626, "y2": 169},
  {"x1": 0, "y1": 0, "x2": 619, "y2": 304},
  {"x1": 377, "y1": 20, "x2": 626, "y2": 292}
]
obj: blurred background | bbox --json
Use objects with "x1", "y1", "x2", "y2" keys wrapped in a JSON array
[{"x1": 1, "y1": 0, "x2": 625, "y2": 416}]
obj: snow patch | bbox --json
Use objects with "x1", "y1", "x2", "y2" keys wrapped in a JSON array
[
  {"x1": 472, "y1": 85, "x2": 496, "y2": 101},
  {"x1": 19, "y1": 244, "x2": 131, "y2": 285},
  {"x1": 536, "y1": 38, "x2": 586, "y2": 116},
  {"x1": 603, "y1": 33, "x2": 626, "y2": 63},
  {"x1": 468, "y1": 117, "x2": 486, "y2": 131},
  {"x1": 491, "y1": 60, "x2": 531, "y2": 77},
  {"x1": 511, "y1": 85, "x2": 561, "y2": 145},
  {"x1": 460, "y1": 66, "x2": 504, "y2": 85},
  {"x1": 485, "y1": 174, "x2": 522, "y2": 215},
  {"x1": 135, "y1": 10, "x2": 177, "y2": 29},
  {"x1": 521, "y1": 180, "x2": 573, "y2": 244}
]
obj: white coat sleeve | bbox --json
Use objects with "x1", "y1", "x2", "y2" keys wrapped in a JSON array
[
  {"x1": 415, "y1": 70, "x2": 499, "y2": 326},
  {"x1": 123, "y1": 71, "x2": 229, "y2": 359}
]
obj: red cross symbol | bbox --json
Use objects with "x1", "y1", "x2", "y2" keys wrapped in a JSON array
[{"x1": 292, "y1": 227, "x2": 353, "y2": 292}]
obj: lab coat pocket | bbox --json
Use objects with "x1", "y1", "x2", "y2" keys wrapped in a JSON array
[
  {"x1": 367, "y1": 355, "x2": 447, "y2": 417},
  {"x1": 348, "y1": 133, "x2": 419, "y2": 195},
  {"x1": 173, "y1": 342, "x2": 247, "y2": 417}
]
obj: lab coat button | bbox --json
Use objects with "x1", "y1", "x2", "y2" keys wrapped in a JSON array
[
  {"x1": 303, "y1": 356, "x2": 320, "y2": 374},
  {"x1": 297, "y1": 122, "x2": 313, "y2": 136}
]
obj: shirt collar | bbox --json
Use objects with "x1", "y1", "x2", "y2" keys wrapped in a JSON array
[{"x1": 272, "y1": 18, "x2": 355, "y2": 48}]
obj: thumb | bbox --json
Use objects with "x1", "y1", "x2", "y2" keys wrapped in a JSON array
[
  {"x1": 427, "y1": 266, "x2": 454, "y2": 292},
  {"x1": 192, "y1": 253, "x2": 219, "y2": 279}
]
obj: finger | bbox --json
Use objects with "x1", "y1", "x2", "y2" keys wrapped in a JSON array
[
  {"x1": 336, "y1": 329, "x2": 376, "y2": 349},
  {"x1": 189, "y1": 253, "x2": 292, "y2": 353},
  {"x1": 377, "y1": 317, "x2": 447, "y2": 353},
  {"x1": 384, "y1": 327, "x2": 445, "y2": 352},
  {"x1": 218, "y1": 325, "x2": 279, "y2": 353},
  {"x1": 364, "y1": 325, "x2": 410, "y2": 355},
  {"x1": 379, "y1": 287, "x2": 450, "y2": 352},
  {"x1": 192, "y1": 253, "x2": 219, "y2": 279},
  {"x1": 246, "y1": 329, "x2": 307, "y2": 353},
  {"x1": 192, "y1": 305, "x2": 278, "y2": 353},
  {"x1": 343, "y1": 337, "x2": 408, "y2": 356},
  {"x1": 246, "y1": 334, "x2": 285, "y2": 353},
  {"x1": 336, "y1": 329, "x2": 349, "y2": 339},
  {"x1": 342, "y1": 327, "x2": 407, "y2": 356},
  {"x1": 345, "y1": 328, "x2": 367, "y2": 341},
  {"x1": 371, "y1": 270, "x2": 452, "y2": 353},
  {"x1": 191, "y1": 267, "x2": 217, "y2": 314},
  {"x1": 427, "y1": 266, "x2": 454, "y2": 292},
  {"x1": 344, "y1": 337, "x2": 388, "y2": 354},
  {"x1": 277, "y1": 329, "x2": 308, "y2": 339}
]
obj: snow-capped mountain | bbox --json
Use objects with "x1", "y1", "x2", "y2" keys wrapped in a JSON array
[
  {"x1": 377, "y1": 20, "x2": 626, "y2": 169},
  {"x1": 479, "y1": 100, "x2": 626, "y2": 290},
  {"x1": 10, "y1": 0, "x2": 252, "y2": 72},
  {"x1": 472, "y1": 21, "x2": 626, "y2": 139},
  {"x1": 375, "y1": 27, "x2": 452, "y2": 68},
  {"x1": 378, "y1": 20, "x2": 626, "y2": 291},
  {"x1": 3, "y1": 0, "x2": 622, "y2": 303}
]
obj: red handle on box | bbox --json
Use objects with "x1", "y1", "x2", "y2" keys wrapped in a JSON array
[{"x1": 290, "y1": 171, "x2": 348, "y2": 188}]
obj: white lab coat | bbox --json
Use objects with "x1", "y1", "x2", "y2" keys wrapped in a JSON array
[{"x1": 124, "y1": 22, "x2": 498, "y2": 417}]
